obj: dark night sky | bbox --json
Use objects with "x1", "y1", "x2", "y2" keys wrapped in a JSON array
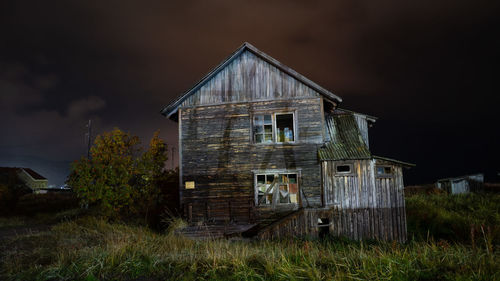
[{"x1": 1, "y1": 1, "x2": 499, "y2": 186}]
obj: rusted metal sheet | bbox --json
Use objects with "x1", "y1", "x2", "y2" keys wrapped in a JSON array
[{"x1": 318, "y1": 114, "x2": 371, "y2": 161}]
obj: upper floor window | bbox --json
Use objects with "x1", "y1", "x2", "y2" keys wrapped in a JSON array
[
  {"x1": 253, "y1": 112, "x2": 295, "y2": 143},
  {"x1": 254, "y1": 114, "x2": 273, "y2": 143}
]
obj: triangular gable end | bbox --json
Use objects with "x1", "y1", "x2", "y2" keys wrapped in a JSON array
[{"x1": 161, "y1": 42, "x2": 342, "y2": 119}]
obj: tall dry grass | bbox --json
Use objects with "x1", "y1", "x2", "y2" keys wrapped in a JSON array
[
  {"x1": 1, "y1": 192, "x2": 499, "y2": 280},
  {"x1": 1, "y1": 215, "x2": 498, "y2": 280}
]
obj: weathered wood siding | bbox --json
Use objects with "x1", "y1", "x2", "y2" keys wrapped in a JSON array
[
  {"x1": 180, "y1": 50, "x2": 320, "y2": 107},
  {"x1": 354, "y1": 115, "x2": 369, "y2": 147},
  {"x1": 180, "y1": 98, "x2": 324, "y2": 224},
  {"x1": 320, "y1": 159, "x2": 407, "y2": 242}
]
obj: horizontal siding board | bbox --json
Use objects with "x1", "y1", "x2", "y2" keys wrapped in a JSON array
[{"x1": 180, "y1": 98, "x2": 323, "y2": 224}]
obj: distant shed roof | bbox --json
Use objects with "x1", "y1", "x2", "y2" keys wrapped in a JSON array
[
  {"x1": 22, "y1": 168, "x2": 47, "y2": 180},
  {"x1": 161, "y1": 42, "x2": 342, "y2": 118},
  {"x1": 372, "y1": 156, "x2": 415, "y2": 168},
  {"x1": 335, "y1": 108, "x2": 377, "y2": 123},
  {"x1": 318, "y1": 113, "x2": 371, "y2": 161}
]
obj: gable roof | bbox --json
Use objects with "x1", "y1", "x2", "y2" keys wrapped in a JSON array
[
  {"x1": 161, "y1": 42, "x2": 342, "y2": 118},
  {"x1": 318, "y1": 113, "x2": 371, "y2": 161},
  {"x1": 22, "y1": 168, "x2": 47, "y2": 180}
]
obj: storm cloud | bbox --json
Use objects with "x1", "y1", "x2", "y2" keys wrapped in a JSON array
[{"x1": 0, "y1": 0, "x2": 498, "y2": 185}]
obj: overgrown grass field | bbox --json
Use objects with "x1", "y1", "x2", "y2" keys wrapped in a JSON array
[{"x1": 1, "y1": 193, "x2": 499, "y2": 280}]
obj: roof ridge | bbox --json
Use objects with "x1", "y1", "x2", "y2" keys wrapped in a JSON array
[{"x1": 161, "y1": 42, "x2": 342, "y2": 118}]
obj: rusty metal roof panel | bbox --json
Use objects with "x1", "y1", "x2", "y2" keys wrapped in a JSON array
[{"x1": 318, "y1": 113, "x2": 371, "y2": 161}]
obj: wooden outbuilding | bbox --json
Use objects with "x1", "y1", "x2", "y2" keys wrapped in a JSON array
[
  {"x1": 161, "y1": 43, "x2": 413, "y2": 241},
  {"x1": 436, "y1": 174, "x2": 484, "y2": 194}
]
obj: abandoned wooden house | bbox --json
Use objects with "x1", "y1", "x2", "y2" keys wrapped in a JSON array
[
  {"x1": 436, "y1": 173, "x2": 484, "y2": 194},
  {"x1": 161, "y1": 43, "x2": 413, "y2": 241}
]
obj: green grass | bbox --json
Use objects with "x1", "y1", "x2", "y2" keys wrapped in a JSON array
[
  {"x1": 0, "y1": 193, "x2": 499, "y2": 280},
  {"x1": 406, "y1": 193, "x2": 500, "y2": 247},
  {"x1": 0, "y1": 217, "x2": 26, "y2": 228}
]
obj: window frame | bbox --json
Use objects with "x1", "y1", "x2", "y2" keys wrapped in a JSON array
[
  {"x1": 252, "y1": 113, "x2": 274, "y2": 144},
  {"x1": 253, "y1": 170, "x2": 301, "y2": 206},
  {"x1": 251, "y1": 110, "x2": 297, "y2": 144},
  {"x1": 334, "y1": 162, "x2": 354, "y2": 176},
  {"x1": 375, "y1": 165, "x2": 394, "y2": 178}
]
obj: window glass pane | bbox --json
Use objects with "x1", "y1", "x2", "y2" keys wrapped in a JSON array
[
  {"x1": 264, "y1": 114, "x2": 272, "y2": 124},
  {"x1": 257, "y1": 175, "x2": 265, "y2": 184},
  {"x1": 266, "y1": 174, "x2": 274, "y2": 184},
  {"x1": 264, "y1": 124, "x2": 272, "y2": 133},
  {"x1": 376, "y1": 166, "x2": 384, "y2": 175},
  {"x1": 279, "y1": 174, "x2": 288, "y2": 183},
  {"x1": 384, "y1": 167, "x2": 392, "y2": 174},
  {"x1": 255, "y1": 134, "x2": 263, "y2": 143},
  {"x1": 254, "y1": 115, "x2": 263, "y2": 126},
  {"x1": 264, "y1": 134, "x2": 273, "y2": 142},
  {"x1": 276, "y1": 114, "x2": 294, "y2": 142}
]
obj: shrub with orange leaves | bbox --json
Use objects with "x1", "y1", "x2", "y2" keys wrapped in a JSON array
[{"x1": 67, "y1": 128, "x2": 168, "y2": 219}]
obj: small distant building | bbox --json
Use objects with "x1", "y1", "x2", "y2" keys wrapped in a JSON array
[
  {"x1": 436, "y1": 174, "x2": 484, "y2": 194},
  {"x1": 16, "y1": 168, "x2": 49, "y2": 193}
]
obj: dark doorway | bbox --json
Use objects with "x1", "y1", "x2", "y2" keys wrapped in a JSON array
[{"x1": 318, "y1": 218, "x2": 330, "y2": 238}]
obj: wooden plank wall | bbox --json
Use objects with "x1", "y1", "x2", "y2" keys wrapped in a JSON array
[
  {"x1": 180, "y1": 98, "x2": 324, "y2": 224},
  {"x1": 353, "y1": 115, "x2": 369, "y2": 147},
  {"x1": 320, "y1": 159, "x2": 407, "y2": 242},
  {"x1": 180, "y1": 50, "x2": 320, "y2": 107}
]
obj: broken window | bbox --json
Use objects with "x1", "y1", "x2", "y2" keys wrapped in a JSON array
[
  {"x1": 376, "y1": 166, "x2": 393, "y2": 176},
  {"x1": 256, "y1": 173, "x2": 298, "y2": 205},
  {"x1": 253, "y1": 114, "x2": 273, "y2": 143},
  {"x1": 276, "y1": 113, "x2": 294, "y2": 143},
  {"x1": 253, "y1": 112, "x2": 295, "y2": 144}
]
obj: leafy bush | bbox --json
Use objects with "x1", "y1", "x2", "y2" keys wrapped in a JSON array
[{"x1": 67, "y1": 129, "x2": 168, "y2": 219}]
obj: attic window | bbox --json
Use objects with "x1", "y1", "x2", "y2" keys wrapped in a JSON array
[{"x1": 336, "y1": 164, "x2": 352, "y2": 173}]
